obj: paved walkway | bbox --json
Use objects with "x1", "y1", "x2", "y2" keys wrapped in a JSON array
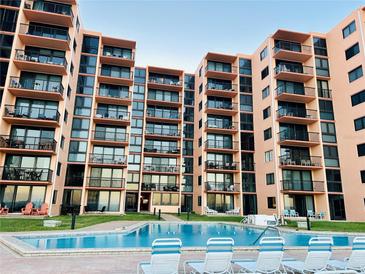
[{"x1": 161, "y1": 214, "x2": 183, "y2": 222}]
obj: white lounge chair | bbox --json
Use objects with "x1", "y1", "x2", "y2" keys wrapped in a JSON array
[
  {"x1": 283, "y1": 237, "x2": 333, "y2": 273},
  {"x1": 205, "y1": 206, "x2": 218, "y2": 215},
  {"x1": 328, "y1": 236, "x2": 365, "y2": 272},
  {"x1": 232, "y1": 236, "x2": 285, "y2": 273},
  {"x1": 226, "y1": 208, "x2": 240, "y2": 215},
  {"x1": 314, "y1": 271, "x2": 357, "y2": 274},
  {"x1": 289, "y1": 209, "x2": 299, "y2": 217},
  {"x1": 137, "y1": 238, "x2": 182, "y2": 274},
  {"x1": 184, "y1": 237, "x2": 234, "y2": 274}
]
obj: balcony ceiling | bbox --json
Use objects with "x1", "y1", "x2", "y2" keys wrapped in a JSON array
[
  {"x1": 272, "y1": 29, "x2": 311, "y2": 43},
  {"x1": 102, "y1": 36, "x2": 136, "y2": 49},
  {"x1": 206, "y1": 52, "x2": 237, "y2": 63}
]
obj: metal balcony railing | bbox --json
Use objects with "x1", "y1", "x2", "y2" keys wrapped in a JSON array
[
  {"x1": 15, "y1": 49, "x2": 67, "y2": 68},
  {"x1": 274, "y1": 63, "x2": 314, "y2": 75},
  {"x1": 148, "y1": 77, "x2": 182, "y2": 86},
  {"x1": 86, "y1": 177, "x2": 125, "y2": 188},
  {"x1": 205, "y1": 140, "x2": 239, "y2": 150},
  {"x1": 146, "y1": 109, "x2": 180, "y2": 119},
  {"x1": 145, "y1": 126, "x2": 180, "y2": 137},
  {"x1": 102, "y1": 47, "x2": 134, "y2": 61},
  {"x1": 0, "y1": 135, "x2": 57, "y2": 151},
  {"x1": 276, "y1": 85, "x2": 315, "y2": 97},
  {"x1": 9, "y1": 76, "x2": 64, "y2": 95},
  {"x1": 317, "y1": 88, "x2": 332, "y2": 99},
  {"x1": 277, "y1": 107, "x2": 318, "y2": 119},
  {"x1": 205, "y1": 160, "x2": 239, "y2": 170},
  {"x1": 144, "y1": 145, "x2": 180, "y2": 154},
  {"x1": 282, "y1": 180, "x2": 325, "y2": 192},
  {"x1": 91, "y1": 131, "x2": 128, "y2": 142},
  {"x1": 206, "y1": 83, "x2": 238, "y2": 92},
  {"x1": 24, "y1": 0, "x2": 74, "y2": 19},
  {"x1": 147, "y1": 93, "x2": 182, "y2": 104},
  {"x1": 143, "y1": 164, "x2": 179, "y2": 173},
  {"x1": 96, "y1": 87, "x2": 131, "y2": 100},
  {"x1": 279, "y1": 155, "x2": 322, "y2": 167},
  {"x1": 327, "y1": 181, "x2": 343, "y2": 192},
  {"x1": 205, "y1": 182, "x2": 240, "y2": 192},
  {"x1": 205, "y1": 101, "x2": 238, "y2": 111},
  {"x1": 242, "y1": 182, "x2": 256, "y2": 192},
  {"x1": 273, "y1": 41, "x2": 312, "y2": 54},
  {"x1": 19, "y1": 23, "x2": 70, "y2": 43},
  {"x1": 89, "y1": 154, "x2": 127, "y2": 165},
  {"x1": 99, "y1": 67, "x2": 133, "y2": 80},
  {"x1": 206, "y1": 65, "x2": 238, "y2": 74},
  {"x1": 205, "y1": 120, "x2": 238, "y2": 130},
  {"x1": 94, "y1": 109, "x2": 130, "y2": 121},
  {"x1": 4, "y1": 105, "x2": 60, "y2": 122},
  {"x1": 278, "y1": 130, "x2": 320, "y2": 142},
  {"x1": 141, "y1": 183, "x2": 179, "y2": 192},
  {"x1": 1, "y1": 166, "x2": 53, "y2": 182}
]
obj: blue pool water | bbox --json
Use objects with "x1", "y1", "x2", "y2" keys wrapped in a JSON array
[{"x1": 18, "y1": 223, "x2": 354, "y2": 250}]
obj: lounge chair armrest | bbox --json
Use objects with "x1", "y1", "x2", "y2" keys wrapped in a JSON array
[
  {"x1": 231, "y1": 259, "x2": 255, "y2": 263},
  {"x1": 137, "y1": 261, "x2": 150, "y2": 274},
  {"x1": 184, "y1": 259, "x2": 204, "y2": 265},
  {"x1": 344, "y1": 257, "x2": 349, "y2": 262}
]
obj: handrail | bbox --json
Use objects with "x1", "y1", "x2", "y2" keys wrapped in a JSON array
[
  {"x1": 252, "y1": 226, "x2": 281, "y2": 245},
  {"x1": 15, "y1": 49, "x2": 68, "y2": 68}
]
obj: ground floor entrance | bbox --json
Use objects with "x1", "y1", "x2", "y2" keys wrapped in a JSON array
[
  {"x1": 140, "y1": 193, "x2": 151, "y2": 211},
  {"x1": 328, "y1": 194, "x2": 346, "y2": 220},
  {"x1": 284, "y1": 194, "x2": 314, "y2": 217},
  {"x1": 125, "y1": 192, "x2": 138, "y2": 212},
  {"x1": 242, "y1": 194, "x2": 257, "y2": 215},
  {"x1": 181, "y1": 194, "x2": 193, "y2": 212}
]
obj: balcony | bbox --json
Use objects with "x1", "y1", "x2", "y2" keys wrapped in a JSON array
[
  {"x1": 0, "y1": 136, "x2": 56, "y2": 154},
  {"x1": 8, "y1": 77, "x2": 64, "y2": 101},
  {"x1": 272, "y1": 41, "x2": 312, "y2": 62},
  {"x1": 279, "y1": 155, "x2": 322, "y2": 170},
  {"x1": 205, "y1": 101, "x2": 238, "y2": 115},
  {"x1": 147, "y1": 77, "x2": 183, "y2": 92},
  {"x1": 1, "y1": 166, "x2": 53, "y2": 184},
  {"x1": 141, "y1": 183, "x2": 179, "y2": 192},
  {"x1": 276, "y1": 107, "x2": 318, "y2": 124},
  {"x1": 13, "y1": 49, "x2": 67, "y2": 75},
  {"x1": 205, "y1": 83, "x2": 238, "y2": 98},
  {"x1": 274, "y1": 63, "x2": 314, "y2": 82},
  {"x1": 88, "y1": 154, "x2": 127, "y2": 167},
  {"x1": 275, "y1": 85, "x2": 316, "y2": 103},
  {"x1": 95, "y1": 87, "x2": 132, "y2": 105},
  {"x1": 93, "y1": 109, "x2": 130, "y2": 126},
  {"x1": 86, "y1": 177, "x2": 125, "y2": 189},
  {"x1": 145, "y1": 126, "x2": 181, "y2": 140},
  {"x1": 204, "y1": 140, "x2": 239, "y2": 153},
  {"x1": 277, "y1": 131, "x2": 320, "y2": 147},
  {"x1": 90, "y1": 131, "x2": 128, "y2": 147},
  {"x1": 281, "y1": 180, "x2": 325, "y2": 193},
  {"x1": 23, "y1": 0, "x2": 74, "y2": 27},
  {"x1": 143, "y1": 164, "x2": 180, "y2": 174},
  {"x1": 146, "y1": 109, "x2": 181, "y2": 123},
  {"x1": 144, "y1": 145, "x2": 180, "y2": 157},
  {"x1": 205, "y1": 120, "x2": 238, "y2": 134},
  {"x1": 147, "y1": 94, "x2": 182, "y2": 108},
  {"x1": 3, "y1": 105, "x2": 60, "y2": 127},
  {"x1": 18, "y1": 24, "x2": 70, "y2": 51},
  {"x1": 65, "y1": 175, "x2": 84, "y2": 187},
  {"x1": 327, "y1": 181, "x2": 343, "y2": 193},
  {"x1": 98, "y1": 67, "x2": 133, "y2": 86},
  {"x1": 205, "y1": 182, "x2": 240, "y2": 193},
  {"x1": 205, "y1": 65, "x2": 238, "y2": 80},
  {"x1": 100, "y1": 48, "x2": 135, "y2": 67},
  {"x1": 318, "y1": 88, "x2": 332, "y2": 99},
  {"x1": 205, "y1": 160, "x2": 239, "y2": 173}
]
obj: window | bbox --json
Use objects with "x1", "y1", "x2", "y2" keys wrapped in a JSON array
[
  {"x1": 82, "y1": 35, "x2": 99, "y2": 54},
  {"x1": 198, "y1": 176, "x2": 202, "y2": 186},
  {"x1": 57, "y1": 162, "x2": 61, "y2": 176},
  {"x1": 0, "y1": 34, "x2": 14, "y2": 58},
  {"x1": 260, "y1": 47, "x2": 267, "y2": 60},
  {"x1": 261, "y1": 66, "x2": 269, "y2": 79},
  {"x1": 60, "y1": 135, "x2": 65, "y2": 149},
  {"x1": 342, "y1": 20, "x2": 356, "y2": 38},
  {"x1": 70, "y1": 62, "x2": 74, "y2": 75},
  {"x1": 265, "y1": 150, "x2": 273, "y2": 162},
  {"x1": 199, "y1": 119, "x2": 202, "y2": 128},
  {"x1": 73, "y1": 38, "x2": 77, "y2": 52},
  {"x1": 240, "y1": 113, "x2": 253, "y2": 130},
  {"x1": 357, "y1": 143, "x2": 365, "y2": 157},
  {"x1": 67, "y1": 85, "x2": 71, "y2": 98},
  {"x1": 326, "y1": 169, "x2": 342, "y2": 192},
  {"x1": 262, "y1": 86, "x2": 270, "y2": 99},
  {"x1": 76, "y1": 17, "x2": 80, "y2": 32},
  {"x1": 264, "y1": 128, "x2": 272, "y2": 140},
  {"x1": 323, "y1": 145, "x2": 339, "y2": 167},
  {"x1": 319, "y1": 100, "x2": 334, "y2": 120},
  {"x1": 198, "y1": 156, "x2": 202, "y2": 166},
  {"x1": 77, "y1": 75, "x2": 95, "y2": 95},
  {"x1": 355, "y1": 116, "x2": 365, "y2": 131},
  {"x1": 348, "y1": 66, "x2": 363, "y2": 83},
  {"x1": 64, "y1": 110, "x2": 68, "y2": 123},
  {"x1": 198, "y1": 137, "x2": 202, "y2": 147},
  {"x1": 315, "y1": 57, "x2": 330, "y2": 77},
  {"x1": 199, "y1": 84, "x2": 202, "y2": 94},
  {"x1": 71, "y1": 118, "x2": 90, "y2": 138},
  {"x1": 199, "y1": 101, "x2": 202, "y2": 111},
  {"x1": 0, "y1": 8, "x2": 18, "y2": 32},
  {"x1": 263, "y1": 106, "x2": 271, "y2": 119},
  {"x1": 134, "y1": 68, "x2": 146, "y2": 83},
  {"x1": 345, "y1": 43, "x2": 360, "y2": 60},
  {"x1": 152, "y1": 193, "x2": 179, "y2": 206},
  {"x1": 321, "y1": 122, "x2": 337, "y2": 143},
  {"x1": 240, "y1": 94, "x2": 253, "y2": 111},
  {"x1": 267, "y1": 197, "x2": 276, "y2": 209},
  {"x1": 313, "y1": 37, "x2": 327, "y2": 56},
  {"x1": 68, "y1": 141, "x2": 87, "y2": 162},
  {"x1": 52, "y1": 190, "x2": 58, "y2": 204},
  {"x1": 240, "y1": 76, "x2": 252, "y2": 93},
  {"x1": 266, "y1": 173, "x2": 275, "y2": 185},
  {"x1": 351, "y1": 90, "x2": 365, "y2": 106},
  {"x1": 361, "y1": 170, "x2": 365, "y2": 183},
  {"x1": 79, "y1": 55, "x2": 97, "y2": 74},
  {"x1": 199, "y1": 67, "x2": 202, "y2": 77},
  {"x1": 74, "y1": 96, "x2": 92, "y2": 116},
  {"x1": 198, "y1": 196, "x2": 201, "y2": 206},
  {"x1": 239, "y1": 58, "x2": 252, "y2": 75}
]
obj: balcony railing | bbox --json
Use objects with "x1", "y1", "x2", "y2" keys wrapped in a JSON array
[
  {"x1": 206, "y1": 83, "x2": 237, "y2": 92},
  {"x1": 86, "y1": 177, "x2": 125, "y2": 188},
  {"x1": 205, "y1": 140, "x2": 239, "y2": 150},
  {"x1": 65, "y1": 175, "x2": 84, "y2": 187},
  {"x1": 19, "y1": 23, "x2": 70, "y2": 42},
  {"x1": 15, "y1": 49, "x2": 67, "y2": 68},
  {"x1": 206, "y1": 65, "x2": 238, "y2": 74},
  {"x1": 327, "y1": 181, "x2": 343, "y2": 192},
  {"x1": 24, "y1": 0, "x2": 74, "y2": 19},
  {"x1": 102, "y1": 48, "x2": 134, "y2": 61},
  {"x1": 89, "y1": 154, "x2": 127, "y2": 165},
  {"x1": 96, "y1": 87, "x2": 131, "y2": 100},
  {"x1": 279, "y1": 155, "x2": 322, "y2": 167},
  {"x1": 99, "y1": 67, "x2": 133, "y2": 80},
  {"x1": 282, "y1": 180, "x2": 325, "y2": 192},
  {"x1": 205, "y1": 101, "x2": 238, "y2": 111},
  {"x1": 1, "y1": 0, "x2": 21, "y2": 7},
  {"x1": 145, "y1": 126, "x2": 181, "y2": 137},
  {"x1": 318, "y1": 88, "x2": 332, "y2": 99},
  {"x1": 141, "y1": 183, "x2": 179, "y2": 192},
  {"x1": 278, "y1": 130, "x2": 320, "y2": 143},
  {"x1": 273, "y1": 41, "x2": 312, "y2": 54},
  {"x1": 205, "y1": 182, "x2": 240, "y2": 192},
  {"x1": 147, "y1": 94, "x2": 182, "y2": 104},
  {"x1": 91, "y1": 131, "x2": 128, "y2": 142},
  {"x1": 4, "y1": 105, "x2": 60, "y2": 122},
  {"x1": 241, "y1": 162, "x2": 255, "y2": 171},
  {"x1": 146, "y1": 109, "x2": 180, "y2": 120},
  {"x1": 182, "y1": 185, "x2": 193, "y2": 192},
  {"x1": 276, "y1": 85, "x2": 315, "y2": 97},
  {"x1": 277, "y1": 107, "x2": 318, "y2": 120},
  {"x1": 148, "y1": 77, "x2": 182, "y2": 86},
  {"x1": 1, "y1": 166, "x2": 53, "y2": 182},
  {"x1": 9, "y1": 77, "x2": 64, "y2": 96},
  {"x1": 205, "y1": 160, "x2": 239, "y2": 170},
  {"x1": 242, "y1": 182, "x2": 256, "y2": 192},
  {"x1": 0, "y1": 136, "x2": 56, "y2": 151},
  {"x1": 143, "y1": 164, "x2": 179, "y2": 173},
  {"x1": 94, "y1": 109, "x2": 130, "y2": 121},
  {"x1": 274, "y1": 63, "x2": 314, "y2": 75},
  {"x1": 205, "y1": 120, "x2": 238, "y2": 130},
  {"x1": 144, "y1": 145, "x2": 180, "y2": 154}
]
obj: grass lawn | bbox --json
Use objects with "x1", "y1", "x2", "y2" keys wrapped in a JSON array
[
  {"x1": 0, "y1": 213, "x2": 160, "y2": 232},
  {"x1": 174, "y1": 213, "x2": 243, "y2": 223},
  {"x1": 285, "y1": 220, "x2": 365, "y2": 233}
]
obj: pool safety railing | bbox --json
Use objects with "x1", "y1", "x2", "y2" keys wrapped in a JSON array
[{"x1": 252, "y1": 226, "x2": 281, "y2": 245}]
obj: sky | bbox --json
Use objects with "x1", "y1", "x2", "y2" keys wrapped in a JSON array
[{"x1": 78, "y1": 0, "x2": 363, "y2": 72}]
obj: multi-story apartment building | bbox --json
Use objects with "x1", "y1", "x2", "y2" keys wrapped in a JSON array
[{"x1": 0, "y1": 1, "x2": 364, "y2": 221}]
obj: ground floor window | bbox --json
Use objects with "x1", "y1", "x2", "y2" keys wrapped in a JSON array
[
  {"x1": 207, "y1": 193, "x2": 234, "y2": 212},
  {"x1": 86, "y1": 190, "x2": 120, "y2": 212},
  {"x1": 0, "y1": 185, "x2": 46, "y2": 212},
  {"x1": 242, "y1": 194, "x2": 257, "y2": 215},
  {"x1": 152, "y1": 193, "x2": 179, "y2": 206},
  {"x1": 328, "y1": 194, "x2": 346, "y2": 220},
  {"x1": 284, "y1": 194, "x2": 314, "y2": 217},
  {"x1": 181, "y1": 194, "x2": 193, "y2": 212}
]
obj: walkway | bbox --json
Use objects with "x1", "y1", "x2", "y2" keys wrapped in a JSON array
[{"x1": 161, "y1": 214, "x2": 183, "y2": 222}]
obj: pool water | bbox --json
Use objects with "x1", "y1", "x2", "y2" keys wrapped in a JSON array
[{"x1": 18, "y1": 223, "x2": 354, "y2": 249}]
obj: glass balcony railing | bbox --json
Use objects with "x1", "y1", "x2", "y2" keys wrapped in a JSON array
[
  {"x1": 96, "y1": 87, "x2": 130, "y2": 99},
  {"x1": 148, "y1": 77, "x2": 182, "y2": 86},
  {"x1": 279, "y1": 155, "x2": 322, "y2": 167},
  {"x1": 9, "y1": 77, "x2": 64, "y2": 96},
  {"x1": 144, "y1": 145, "x2": 180, "y2": 154},
  {"x1": 143, "y1": 164, "x2": 179, "y2": 173},
  {"x1": 91, "y1": 131, "x2": 128, "y2": 142},
  {"x1": 146, "y1": 109, "x2": 180, "y2": 119},
  {"x1": 278, "y1": 130, "x2": 320, "y2": 143},
  {"x1": 19, "y1": 23, "x2": 70, "y2": 42},
  {"x1": 15, "y1": 49, "x2": 67, "y2": 68},
  {"x1": 102, "y1": 48, "x2": 134, "y2": 60},
  {"x1": 147, "y1": 93, "x2": 181, "y2": 104},
  {"x1": 205, "y1": 140, "x2": 238, "y2": 150},
  {"x1": 205, "y1": 160, "x2": 239, "y2": 170},
  {"x1": 274, "y1": 63, "x2": 314, "y2": 75},
  {"x1": 25, "y1": 0, "x2": 74, "y2": 19},
  {"x1": 276, "y1": 85, "x2": 315, "y2": 97},
  {"x1": 205, "y1": 101, "x2": 237, "y2": 111},
  {"x1": 205, "y1": 120, "x2": 238, "y2": 130},
  {"x1": 273, "y1": 41, "x2": 312, "y2": 54},
  {"x1": 277, "y1": 107, "x2": 317, "y2": 119},
  {"x1": 86, "y1": 177, "x2": 125, "y2": 188},
  {"x1": 145, "y1": 126, "x2": 180, "y2": 137},
  {"x1": 205, "y1": 182, "x2": 240, "y2": 192},
  {"x1": 94, "y1": 109, "x2": 129, "y2": 121},
  {"x1": 4, "y1": 105, "x2": 60, "y2": 122},
  {"x1": 99, "y1": 67, "x2": 133, "y2": 80},
  {"x1": 0, "y1": 135, "x2": 56, "y2": 151},
  {"x1": 141, "y1": 183, "x2": 179, "y2": 192},
  {"x1": 282, "y1": 180, "x2": 325, "y2": 192},
  {"x1": 206, "y1": 83, "x2": 237, "y2": 92},
  {"x1": 1, "y1": 166, "x2": 53, "y2": 182},
  {"x1": 89, "y1": 154, "x2": 127, "y2": 165},
  {"x1": 206, "y1": 65, "x2": 238, "y2": 74}
]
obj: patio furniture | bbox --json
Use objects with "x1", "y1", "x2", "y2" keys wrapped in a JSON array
[
  {"x1": 226, "y1": 208, "x2": 240, "y2": 215},
  {"x1": 34, "y1": 203, "x2": 49, "y2": 215},
  {"x1": 283, "y1": 209, "x2": 290, "y2": 217},
  {"x1": 0, "y1": 207, "x2": 9, "y2": 215},
  {"x1": 307, "y1": 210, "x2": 316, "y2": 218},
  {"x1": 21, "y1": 202, "x2": 33, "y2": 215},
  {"x1": 205, "y1": 206, "x2": 218, "y2": 215},
  {"x1": 289, "y1": 209, "x2": 299, "y2": 217}
]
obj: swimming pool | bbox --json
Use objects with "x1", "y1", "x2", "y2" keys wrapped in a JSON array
[{"x1": 16, "y1": 223, "x2": 355, "y2": 250}]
